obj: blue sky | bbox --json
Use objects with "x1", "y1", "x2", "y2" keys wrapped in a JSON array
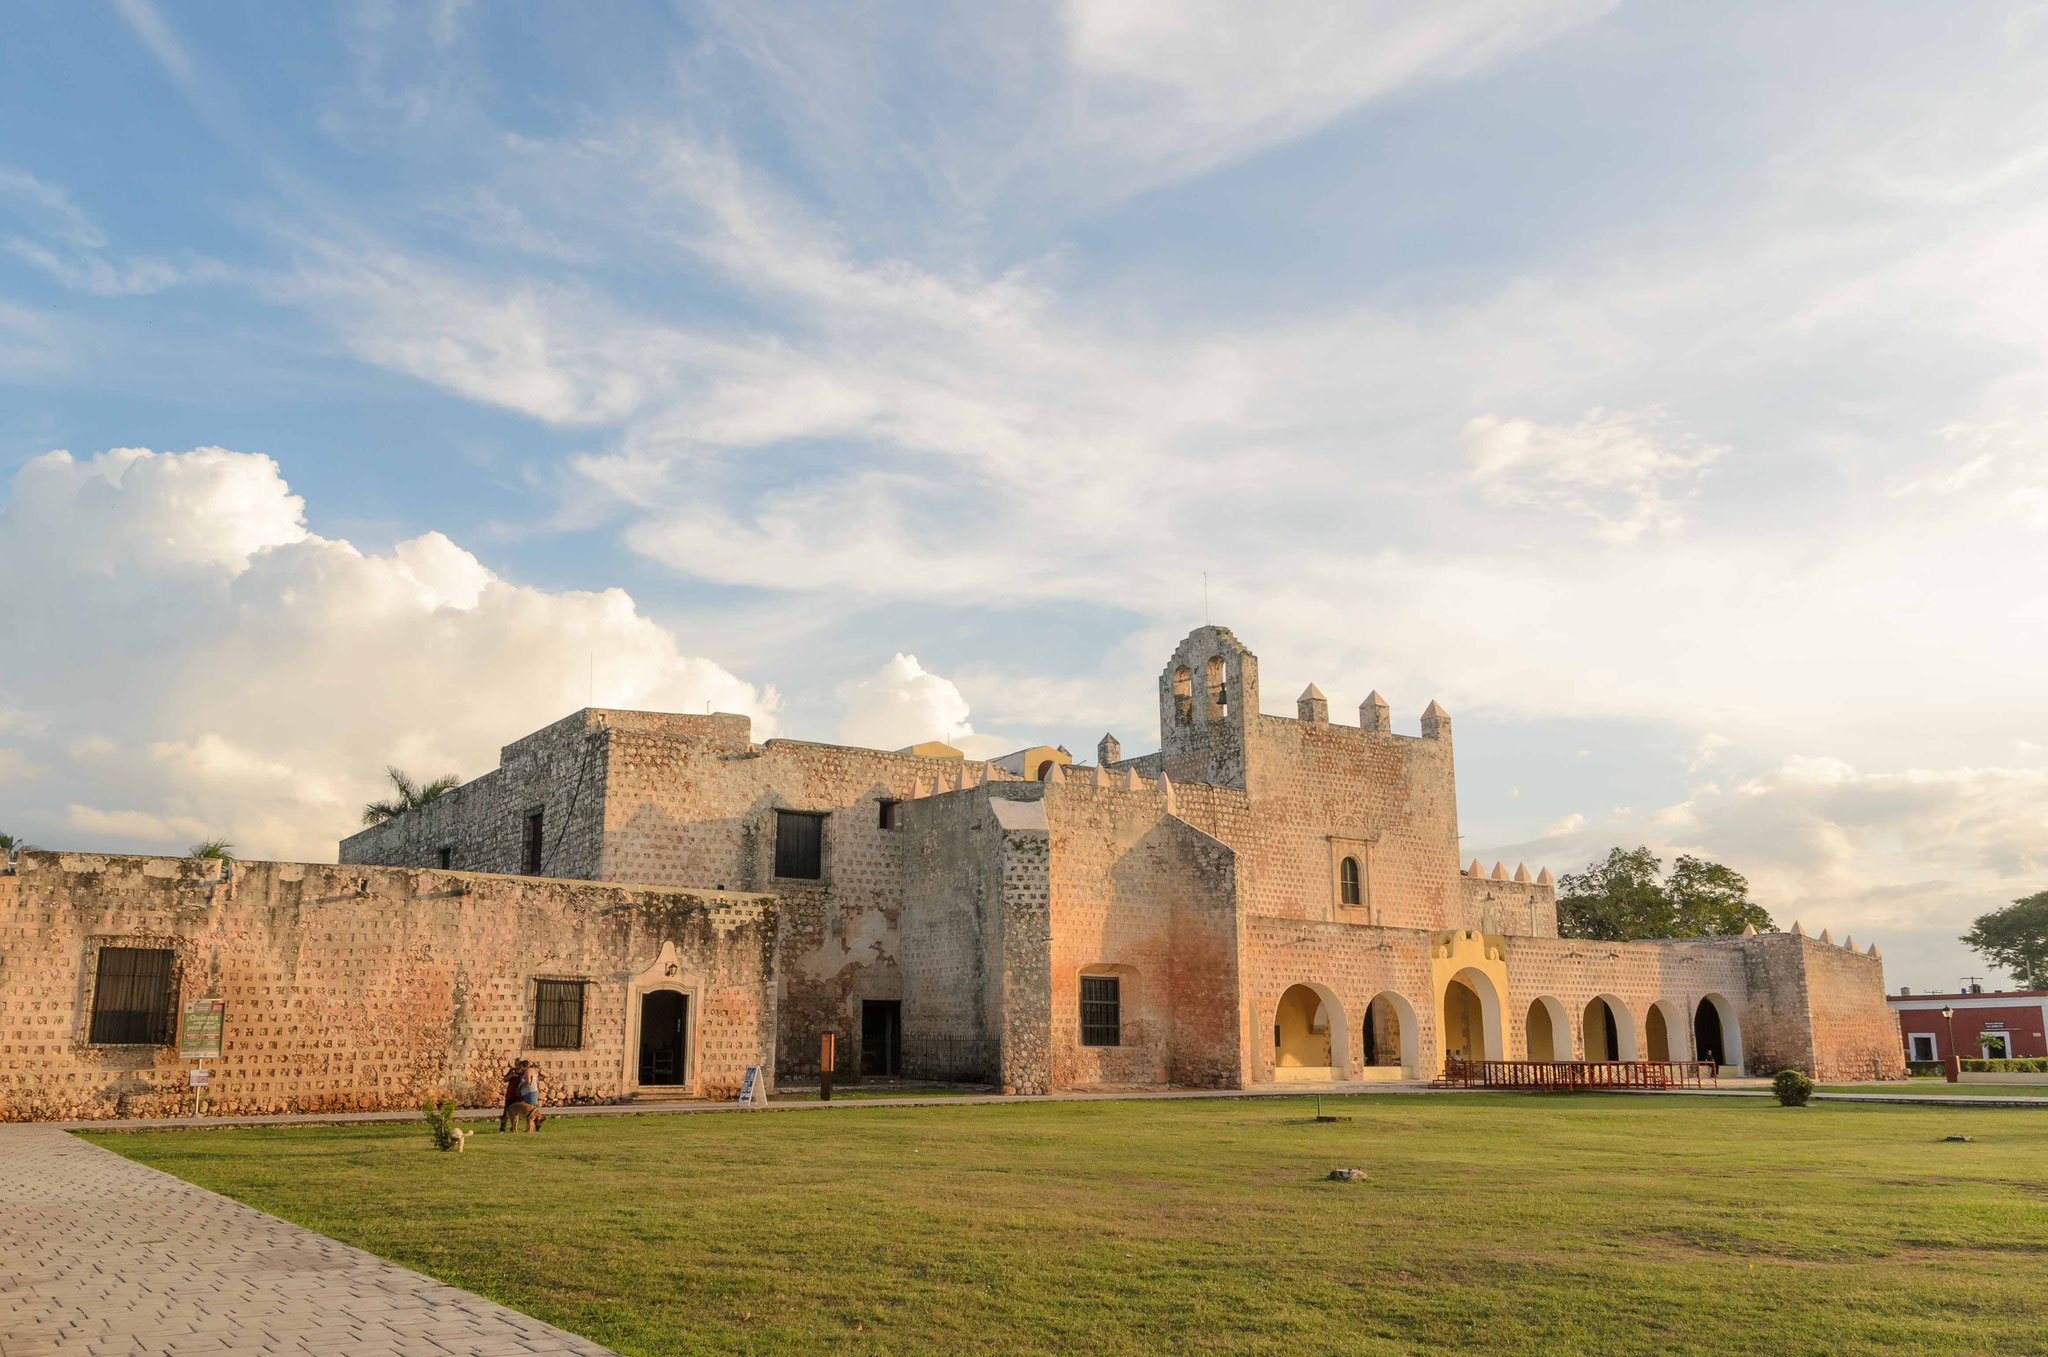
[{"x1": 5, "y1": 1, "x2": 2048, "y2": 990}]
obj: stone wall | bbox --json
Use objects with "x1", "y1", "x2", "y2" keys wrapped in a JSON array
[
  {"x1": 1035, "y1": 782, "x2": 1244, "y2": 1088},
  {"x1": 0, "y1": 852, "x2": 777, "y2": 1121}
]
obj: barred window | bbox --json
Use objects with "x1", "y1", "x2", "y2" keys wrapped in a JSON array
[
  {"x1": 1080, "y1": 975, "x2": 1121, "y2": 1047},
  {"x1": 774, "y1": 810, "x2": 824, "y2": 879},
  {"x1": 1339, "y1": 855, "x2": 1361, "y2": 905},
  {"x1": 532, "y1": 979, "x2": 586, "y2": 1050},
  {"x1": 88, "y1": 946, "x2": 177, "y2": 1045}
]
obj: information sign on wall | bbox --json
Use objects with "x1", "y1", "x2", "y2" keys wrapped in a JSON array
[{"x1": 178, "y1": 999, "x2": 225, "y2": 1060}]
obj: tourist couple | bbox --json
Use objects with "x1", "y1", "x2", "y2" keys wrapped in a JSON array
[{"x1": 499, "y1": 1058, "x2": 545, "y2": 1131}]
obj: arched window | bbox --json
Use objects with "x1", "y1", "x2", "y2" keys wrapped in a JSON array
[
  {"x1": 1339, "y1": 856, "x2": 1361, "y2": 905},
  {"x1": 1172, "y1": 666, "x2": 1193, "y2": 725},
  {"x1": 1206, "y1": 655, "x2": 1227, "y2": 718},
  {"x1": 1035, "y1": 760, "x2": 1056, "y2": 781}
]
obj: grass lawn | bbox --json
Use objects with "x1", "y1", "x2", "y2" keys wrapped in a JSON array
[
  {"x1": 83, "y1": 1094, "x2": 2048, "y2": 1356},
  {"x1": 1826, "y1": 1082, "x2": 2048, "y2": 1098}
]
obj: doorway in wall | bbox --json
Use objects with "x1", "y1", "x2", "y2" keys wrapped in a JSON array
[
  {"x1": 638, "y1": 991, "x2": 689, "y2": 1085},
  {"x1": 861, "y1": 1000, "x2": 902, "y2": 1076}
]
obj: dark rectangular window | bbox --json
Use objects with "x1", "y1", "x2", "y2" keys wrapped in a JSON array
[
  {"x1": 88, "y1": 946, "x2": 177, "y2": 1045},
  {"x1": 532, "y1": 979, "x2": 586, "y2": 1050},
  {"x1": 774, "y1": 810, "x2": 824, "y2": 879},
  {"x1": 522, "y1": 809, "x2": 544, "y2": 874},
  {"x1": 436, "y1": 846, "x2": 453, "y2": 870},
  {"x1": 1080, "y1": 976, "x2": 1121, "y2": 1047},
  {"x1": 879, "y1": 799, "x2": 899, "y2": 830}
]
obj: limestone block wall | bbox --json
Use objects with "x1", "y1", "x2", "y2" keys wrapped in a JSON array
[
  {"x1": 1239, "y1": 918, "x2": 1438, "y2": 1081},
  {"x1": 597, "y1": 730, "x2": 1016, "y2": 1075},
  {"x1": 1501, "y1": 937, "x2": 1752, "y2": 1064},
  {"x1": 1458, "y1": 872, "x2": 1558, "y2": 938},
  {"x1": 1036, "y1": 782, "x2": 1244, "y2": 1088},
  {"x1": 1737, "y1": 932, "x2": 1905, "y2": 1081},
  {"x1": 340, "y1": 708, "x2": 625, "y2": 879},
  {"x1": 0, "y1": 852, "x2": 777, "y2": 1122}
]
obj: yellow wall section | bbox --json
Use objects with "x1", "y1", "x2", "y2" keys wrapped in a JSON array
[{"x1": 1274, "y1": 984, "x2": 1332, "y2": 1068}]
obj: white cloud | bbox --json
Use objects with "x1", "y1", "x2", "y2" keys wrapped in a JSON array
[
  {"x1": 0, "y1": 166, "x2": 220, "y2": 296},
  {"x1": 837, "y1": 654, "x2": 979, "y2": 752},
  {"x1": 1061, "y1": 0, "x2": 1617, "y2": 189},
  {"x1": 1464, "y1": 408, "x2": 1724, "y2": 542},
  {"x1": 1541, "y1": 811, "x2": 1584, "y2": 837},
  {"x1": 0, "y1": 446, "x2": 779, "y2": 861}
]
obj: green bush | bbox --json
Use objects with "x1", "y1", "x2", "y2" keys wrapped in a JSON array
[
  {"x1": 1773, "y1": 1070, "x2": 1815, "y2": 1106},
  {"x1": 1905, "y1": 1060, "x2": 1946, "y2": 1078},
  {"x1": 420, "y1": 1098, "x2": 461, "y2": 1150},
  {"x1": 1959, "y1": 1057, "x2": 2048, "y2": 1074}
]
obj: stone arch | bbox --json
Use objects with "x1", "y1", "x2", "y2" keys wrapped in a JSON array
[
  {"x1": 1645, "y1": 999, "x2": 1686, "y2": 1062},
  {"x1": 1440, "y1": 968, "x2": 1502, "y2": 1065},
  {"x1": 1694, "y1": 993, "x2": 1744, "y2": 1071},
  {"x1": 1035, "y1": 760, "x2": 1056, "y2": 782},
  {"x1": 1205, "y1": 654, "x2": 1227, "y2": 719},
  {"x1": 1172, "y1": 665, "x2": 1193, "y2": 725},
  {"x1": 1581, "y1": 994, "x2": 1638, "y2": 1061},
  {"x1": 1272, "y1": 982, "x2": 1351, "y2": 1079},
  {"x1": 1361, "y1": 990, "x2": 1419, "y2": 1075},
  {"x1": 1524, "y1": 995, "x2": 1569, "y2": 1062}
]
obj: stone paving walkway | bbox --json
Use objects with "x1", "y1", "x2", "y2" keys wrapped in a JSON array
[{"x1": 0, "y1": 1125, "x2": 617, "y2": 1356}]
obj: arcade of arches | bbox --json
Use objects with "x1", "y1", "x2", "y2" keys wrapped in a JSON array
[
  {"x1": 1274, "y1": 984, "x2": 1333, "y2": 1069},
  {"x1": 1442, "y1": 978, "x2": 1488, "y2": 1062}
]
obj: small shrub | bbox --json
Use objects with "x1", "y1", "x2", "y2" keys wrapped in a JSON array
[
  {"x1": 420, "y1": 1098, "x2": 461, "y2": 1150},
  {"x1": 1960, "y1": 1057, "x2": 2048, "y2": 1074},
  {"x1": 1905, "y1": 1060, "x2": 1946, "y2": 1078},
  {"x1": 1773, "y1": 1070, "x2": 1815, "y2": 1107}
]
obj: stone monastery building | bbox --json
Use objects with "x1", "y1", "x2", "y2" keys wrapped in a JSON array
[{"x1": 0, "y1": 626, "x2": 1902, "y2": 1121}]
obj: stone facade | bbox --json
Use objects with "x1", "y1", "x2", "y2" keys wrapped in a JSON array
[
  {"x1": 0, "y1": 852, "x2": 778, "y2": 1121},
  {"x1": 336, "y1": 624, "x2": 1901, "y2": 1092},
  {"x1": 1, "y1": 624, "x2": 1899, "y2": 1122}
]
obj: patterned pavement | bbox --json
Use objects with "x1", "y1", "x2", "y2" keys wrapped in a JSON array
[{"x1": 0, "y1": 1125, "x2": 616, "y2": 1356}]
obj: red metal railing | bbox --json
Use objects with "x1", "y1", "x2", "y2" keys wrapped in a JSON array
[{"x1": 1431, "y1": 1057, "x2": 1720, "y2": 1091}]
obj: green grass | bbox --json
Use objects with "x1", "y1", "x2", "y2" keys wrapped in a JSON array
[
  {"x1": 1824, "y1": 1082, "x2": 2048, "y2": 1098},
  {"x1": 82, "y1": 1094, "x2": 2048, "y2": 1356}
]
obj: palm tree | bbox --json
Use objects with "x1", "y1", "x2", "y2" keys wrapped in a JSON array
[
  {"x1": 0, "y1": 832, "x2": 33, "y2": 865},
  {"x1": 189, "y1": 839, "x2": 234, "y2": 861},
  {"x1": 362, "y1": 766, "x2": 462, "y2": 825}
]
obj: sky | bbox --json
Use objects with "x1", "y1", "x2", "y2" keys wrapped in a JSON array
[{"x1": 3, "y1": 0, "x2": 2046, "y2": 992}]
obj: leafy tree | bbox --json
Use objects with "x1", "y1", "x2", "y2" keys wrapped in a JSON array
[
  {"x1": 189, "y1": 839, "x2": 235, "y2": 861},
  {"x1": 1556, "y1": 847, "x2": 1670, "y2": 939},
  {"x1": 362, "y1": 766, "x2": 461, "y2": 826},
  {"x1": 1665, "y1": 855, "x2": 1775, "y2": 938},
  {"x1": 1557, "y1": 846, "x2": 1774, "y2": 940},
  {"x1": 1961, "y1": 891, "x2": 2048, "y2": 990}
]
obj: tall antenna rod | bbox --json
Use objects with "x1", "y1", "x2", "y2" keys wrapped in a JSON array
[
  {"x1": 588, "y1": 655, "x2": 594, "y2": 706},
  {"x1": 1203, "y1": 571, "x2": 1210, "y2": 625}
]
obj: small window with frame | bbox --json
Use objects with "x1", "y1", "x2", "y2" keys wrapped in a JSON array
[
  {"x1": 774, "y1": 810, "x2": 825, "y2": 880},
  {"x1": 879, "y1": 799, "x2": 900, "y2": 830},
  {"x1": 1339, "y1": 856, "x2": 1361, "y2": 906},
  {"x1": 532, "y1": 979, "x2": 586, "y2": 1050},
  {"x1": 1080, "y1": 975, "x2": 1121, "y2": 1047},
  {"x1": 88, "y1": 945, "x2": 178, "y2": 1045}
]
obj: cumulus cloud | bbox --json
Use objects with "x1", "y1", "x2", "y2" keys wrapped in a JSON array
[
  {"x1": 0, "y1": 446, "x2": 778, "y2": 861},
  {"x1": 1463, "y1": 409, "x2": 1724, "y2": 542},
  {"x1": 836, "y1": 654, "x2": 979, "y2": 752}
]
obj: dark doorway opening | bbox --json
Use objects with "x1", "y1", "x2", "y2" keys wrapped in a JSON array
[
  {"x1": 1694, "y1": 1000, "x2": 1725, "y2": 1066},
  {"x1": 638, "y1": 991, "x2": 688, "y2": 1085},
  {"x1": 861, "y1": 1000, "x2": 902, "y2": 1076}
]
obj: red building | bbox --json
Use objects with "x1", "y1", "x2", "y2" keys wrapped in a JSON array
[{"x1": 1889, "y1": 989, "x2": 2048, "y2": 1062}]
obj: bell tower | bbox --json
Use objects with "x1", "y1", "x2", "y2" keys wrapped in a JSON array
[{"x1": 1157, "y1": 625, "x2": 1259, "y2": 788}]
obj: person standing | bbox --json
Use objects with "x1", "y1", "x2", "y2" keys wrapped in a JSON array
[
  {"x1": 499, "y1": 1059, "x2": 525, "y2": 1131},
  {"x1": 514, "y1": 1060, "x2": 544, "y2": 1131}
]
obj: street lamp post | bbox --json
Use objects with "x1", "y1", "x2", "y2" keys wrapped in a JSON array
[{"x1": 1940, "y1": 1005, "x2": 1959, "y2": 1084}]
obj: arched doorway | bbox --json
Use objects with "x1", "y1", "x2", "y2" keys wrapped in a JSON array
[
  {"x1": 1361, "y1": 991, "x2": 1419, "y2": 1077},
  {"x1": 1273, "y1": 983, "x2": 1350, "y2": 1079},
  {"x1": 1525, "y1": 996, "x2": 1568, "y2": 1062},
  {"x1": 1694, "y1": 994, "x2": 1743, "y2": 1071},
  {"x1": 1581, "y1": 995, "x2": 1638, "y2": 1061},
  {"x1": 1442, "y1": 977, "x2": 1491, "y2": 1063},
  {"x1": 1646, "y1": 1000, "x2": 1686, "y2": 1062}
]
